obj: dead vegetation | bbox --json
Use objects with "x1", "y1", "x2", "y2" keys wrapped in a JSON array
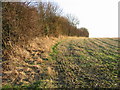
[
  {"x1": 2, "y1": 1, "x2": 119, "y2": 89},
  {"x1": 2, "y1": 36, "x2": 63, "y2": 86},
  {"x1": 2, "y1": 37, "x2": 119, "y2": 88},
  {"x1": 2, "y1": 2, "x2": 89, "y2": 87}
]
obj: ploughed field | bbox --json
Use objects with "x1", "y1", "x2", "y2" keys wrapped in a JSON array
[
  {"x1": 2, "y1": 38, "x2": 120, "y2": 88},
  {"x1": 50, "y1": 38, "x2": 119, "y2": 88}
]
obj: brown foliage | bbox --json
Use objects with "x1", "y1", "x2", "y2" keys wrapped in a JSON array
[
  {"x1": 2, "y1": 2, "x2": 41, "y2": 46},
  {"x1": 2, "y1": 2, "x2": 89, "y2": 86},
  {"x1": 2, "y1": 2, "x2": 89, "y2": 47}
]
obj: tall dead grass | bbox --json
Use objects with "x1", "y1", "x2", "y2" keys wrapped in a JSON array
[{"x1": 2, "y1": 36, "x2": 64, "y2": 85}]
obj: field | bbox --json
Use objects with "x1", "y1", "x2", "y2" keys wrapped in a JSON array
[
  {"x1": 2, "y1": 37, "x2": 120, "y2": 88},
  {"x1": 50, "y1": 38, "x2": 119, "y2": 88}
]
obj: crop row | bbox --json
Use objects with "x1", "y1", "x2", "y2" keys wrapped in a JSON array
[{"x1": 53, "y1": 38, "x2": 119, "y2": 88}]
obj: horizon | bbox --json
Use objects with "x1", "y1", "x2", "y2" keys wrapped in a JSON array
[
  {"x1": 41, "y1": 0, "x2": 119, "y2": 38},
  {"x1": 2, "y1": 0, "x2": 119, "y2": 38}
]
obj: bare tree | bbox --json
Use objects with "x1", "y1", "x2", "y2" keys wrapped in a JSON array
[{"x1": 66, "y1": 14, "x2": 79, "y2": 26}]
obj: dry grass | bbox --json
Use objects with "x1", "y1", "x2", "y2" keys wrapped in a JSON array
[
  {"x1": 2, "y1": 36, "x2": 89, "y2": 87},
  {"x1": 2, "y1": 36, "x2": 119, "y2": 88},
  {"x1": 2, "y1": 36, "x2": 66, "y2": 86},
  {"x1": 47, "y1": 67, "x2": 55, "y2": 76}
]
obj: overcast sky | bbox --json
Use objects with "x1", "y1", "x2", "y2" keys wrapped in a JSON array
[{"x1": 41, "y1": 0, "x2": 119, "y2": 38}]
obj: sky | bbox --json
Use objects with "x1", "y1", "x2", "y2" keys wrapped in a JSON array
[
  {"x1": 6, "y1": 0, "x2": 119, "y2": 37},
  {"x1": 40, "y1": 0, "x2": 119, "y2": 38}
]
